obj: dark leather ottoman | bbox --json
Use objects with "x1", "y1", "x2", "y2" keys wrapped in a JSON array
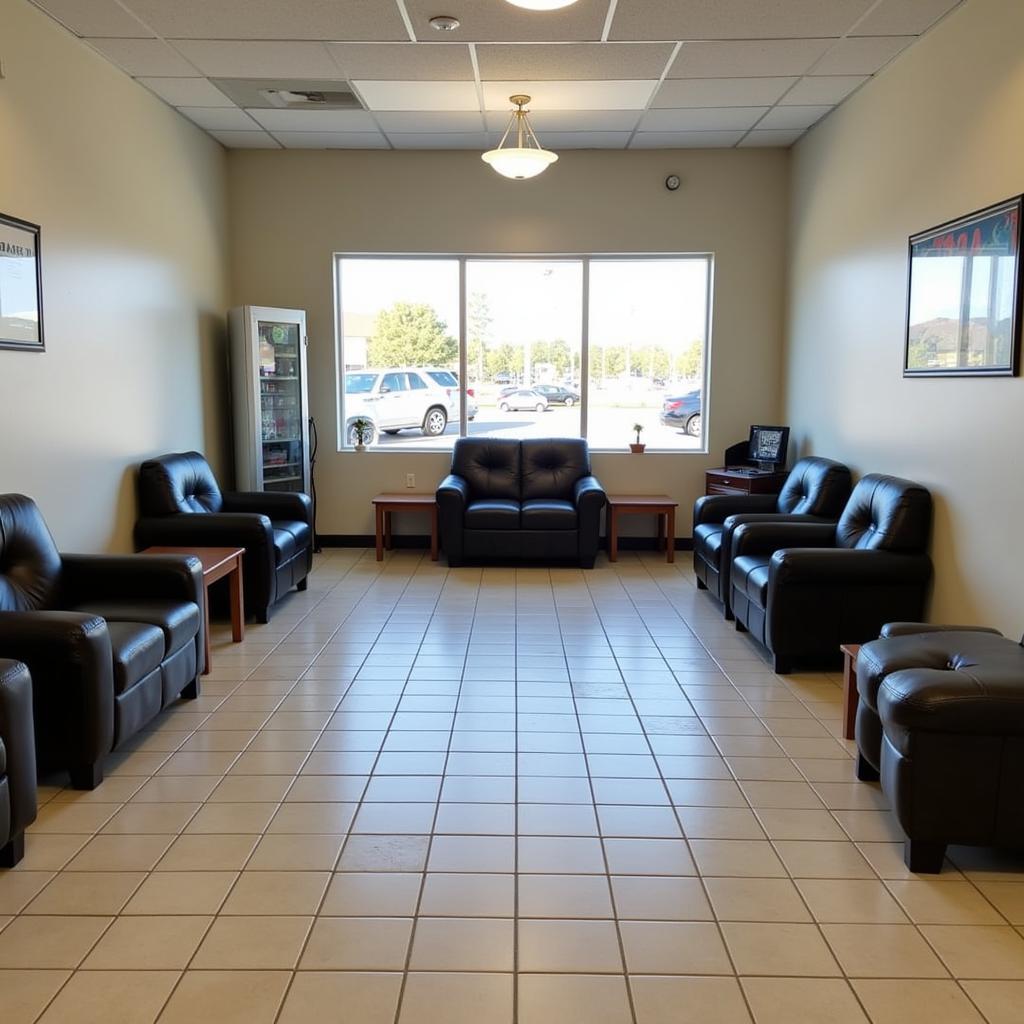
[{"x1": 855, "y1": 623, "x2": 1024, "y2": 872}]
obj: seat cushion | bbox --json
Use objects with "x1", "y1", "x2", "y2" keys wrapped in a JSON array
[
  {"x1": 521, "y1": 499, "x2": 577, "y2": 531},
  {"x1": 106, "y1": 621, "x2": 165, "y2": 696},
  {"x1": 272, "y1": 519, "x2": 311, "y2": 554},
  {"x1": 75, "y1": 600, "x2": 200, "y2": 656},
  {"x1": 465, "y1": 499, "x2": 521, "y2": 530},
  {"x1": 272, "y1": 528, "x2": 297, "y2": 562},
  {"x1": 732, "y1": 555, "x2": 770, "y2": 607},
  {"x1": 0, "y1": 735, "x2": 5, "y2": 776},
  {"x1": 693, "y1": 523, "x2": 724, "y2": 566}
]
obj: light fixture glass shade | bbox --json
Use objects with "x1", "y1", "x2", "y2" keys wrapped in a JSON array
[
  {"x1": 505, "y1": 0, "x2": 580, "y2": 8},
  {"x1": 482, "y1": 94, "x2": 559, "y2": 179}
]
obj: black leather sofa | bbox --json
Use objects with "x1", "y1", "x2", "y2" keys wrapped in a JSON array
[
  {"x1": 135, "y1": 451, "x2": 313, "y2": 623},
  {"x1": 437, "y1": 438, "x2": 606, "y2": 568},
  {"x1": 855, "y1": 623, "x2": 1024, "y2": 872},
  {"x1": 728, "y1": 474, "x2": 933, "y2": 673},
  {"x1": 0, "y1": 659, "x2": 37, "y2": 867},
  {"x1": 693, "y1": 456, "x2": 852, "y2": 618},
  {"x1": 0, "y1": 494, "x2": 203, "y2": 789}
]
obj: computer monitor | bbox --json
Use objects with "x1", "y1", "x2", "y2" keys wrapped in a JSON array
[{"x1": 748, "y1": 425, "x2": 790, "y2": 470}]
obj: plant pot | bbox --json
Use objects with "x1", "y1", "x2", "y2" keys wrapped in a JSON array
[
  {"x1": 629, "y1": 443, "x2": 646, "y2": 454},
  {"x1": 355, "y1": 443, "x2": 366, "y2": 452}
]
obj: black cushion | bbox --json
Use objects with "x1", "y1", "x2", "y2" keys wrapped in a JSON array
[
  {"x1": 465, "y1": 499, "x2": 521, "y2": 530},
  {"x1": 106, "y1": 621, "x2": 165, "y2": 696},
  {"x1": 74, "y1": 600, "x2": 200, "y2": 656},
  {"x1": 0, "y1": 734, "x2": 6, "y2": 776},
  {"x1": 452, "y1": 439, "x2": 521, "y2": 501},
  {"x1": 273, "y1": 519, "x2": 311, "y2": 554},
  {"x1": 776, "y1": 457, "x2": 853, "y2": 516},
  {"x1": 521, "y1": 499, "x2": 577, "y2": 531},
  {"x1": 521, "y1": 439, "x2": 589, "y2": 501},
  {"x1": 272, "y1": 528, "x2": 297, "y2": 562},
  {"x1": 693, "y1": 523, "x2": 724, "y2": 566},
  {"x1": 836, "y1": 474, "x2": 932, "y2": 552},
  {"x1": 138, "y1": 451, "x2": 224, "y2": 515},
  {"x1": 0, "y1": 494, "x2": 61, "y2": 612},
  {"x1": 733, "y1": 555, "x2": 770, "y2": 605}
]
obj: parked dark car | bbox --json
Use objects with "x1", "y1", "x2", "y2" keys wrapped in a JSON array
[
  {"x1": 533, "y1": 384, "x2": 580, "y2": 407},
  {"x1": 661, "y1": 389, "x2": 701, "y2": 436}
]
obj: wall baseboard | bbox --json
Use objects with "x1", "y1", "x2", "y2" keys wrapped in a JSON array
[{"x1": 318, "y1": 534, "x2": 694, "y2": 552}]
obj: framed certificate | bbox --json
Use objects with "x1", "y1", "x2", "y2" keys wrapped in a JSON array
[{"x1": 0, "y1": 213, "x2": 44, "y2": 352}]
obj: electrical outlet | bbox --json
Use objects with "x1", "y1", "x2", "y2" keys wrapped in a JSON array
[{"x1": 406, "y1": 473, "x2": 416, "y2": 489}]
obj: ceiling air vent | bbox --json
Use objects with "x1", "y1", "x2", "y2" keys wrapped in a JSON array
[
  {"x1": 262, "y1": 88, "x2": 358, "y2": 109},
  {"x1": 211, "y1": 79, "x2": 364, "y2": 111}
]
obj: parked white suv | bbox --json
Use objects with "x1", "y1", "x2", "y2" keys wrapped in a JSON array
[{"x1": 343, "y1": 367, "x2": 477, "y2": 446}]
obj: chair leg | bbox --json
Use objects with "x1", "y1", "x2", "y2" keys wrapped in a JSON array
[
  {"x1": 855, "y1": 753, "x2": 880, "y2": 782},
  {"x1": 735, "y1": 619, "x2": 747, "y2": 633},
  {"x1": 772, "y1": 656, "x2": 792, "y2": 674},
  {"x1": 724, "y1": 608, "x2": 734, "y2": 621},
  {"x1": 695, "y1": 578, "x2": 707, "y2": 590},
  {"x1": 297, "y1": 578, "x2": 308, "y2": 592},
  {"x1": 181, "y1": 677, "x2": 200, "y2": 700},
  {"x1": 0, "y1": 832, "x2": 25, "y2": 868},
  {"x1": 70, "y1": 761, "x2": 103, "y2": 791},
  {"x1": 256, "y1": 608, "x2": 270, "y2": 625},
  {"x1": 905, "y1": 839, "x2": 946, "y2": 874}
]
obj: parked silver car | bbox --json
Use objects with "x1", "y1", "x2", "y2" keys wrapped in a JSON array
[{"x1": 498, "y1": 389, "x2": 549, "y2": 413}]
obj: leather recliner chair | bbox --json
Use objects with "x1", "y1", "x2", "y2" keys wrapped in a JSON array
[
  {"x1": 0, "y1": 494, "x2": 203, "y2": 789},
  {"x1": 135, "y1": 452, "x2": 313, "y2": 623},
  {"x1": 0, "y1": 659, "x2": 37, "y2": 867},
  {"x1": 692, "y1": 456, "x2": 852, "y2": 618},
  {"x1": 437, "y1": 438, "x2": 606, "y2": 568},
  {"x1": 727, "y1": 474, "x2": 933, "y2": 673}
]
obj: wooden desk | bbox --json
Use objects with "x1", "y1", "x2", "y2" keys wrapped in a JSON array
[
  {"x1": 841, "y1": 643, "x2": 861, "y2": 740},
  {"x1": 372, "y1": 494, "x2": 439, "y2": 562},
  {"x1": 706, "y1": 466, "x2": 789, "y2": 497},
  {"x1": 142, "y1": 546, "x2": 245, "y2": 675},
  {"x1": 606, "y1": 495, "x2": 678, "y2": 563}
]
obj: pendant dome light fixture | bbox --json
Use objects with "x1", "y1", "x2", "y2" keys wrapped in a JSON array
[
  {"x1": 505, "y1": 0, "x2": 580, "y2": 9},
  {"x1": 482, "y1": 94, "x2": 559, "y2": 180}
]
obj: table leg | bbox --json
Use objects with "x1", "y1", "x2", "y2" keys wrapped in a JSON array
[
  {"x1": 609, "y1": 508, "x2": 619, "y2": 562},
  {"x1": 657, "y1": 512, "x2": 665, "y2": 552},
  {"x1": 384, "y1": 509, "x2": 393, "y2": 551},
  {"x1": 229, "y1": 558, "x2": 245, "y2": 644},
  {"x1": 843, "y1": 649, "x2": 858, "y2": 741},
  {"x1": 201, "y1": 584, "x2": 212, "y2": 676},
  {"x1": 666, "y1": 506, "x2": 676, "y2": 564},
  {"x1": 375, "y1": 505, "x2": 384, "y2": 562},
  {"x1": 430, "y1": 505, "x2": 439, "y2": 561}
]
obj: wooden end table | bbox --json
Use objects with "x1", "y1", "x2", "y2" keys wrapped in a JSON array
[
  {"x1": 841, "y1": 643, "x2": 861, "y2": 740},
  {"x1": 606, "y1": 495, "x2": 678, "y2": 564},
  {"x1": 142, "y1": 546, "x2": 245, "y2": 675},
  {"x1": 372, "y1": 494, "x2": 439, "y2": 562}
]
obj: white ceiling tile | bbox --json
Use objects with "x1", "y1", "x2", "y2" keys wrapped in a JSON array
[
  {"x1": 122, "y1": 0, "x2": 408, "y2": 40},
  {"x1": 354, "y1": 81, "x2": 480, "y2": 111},
  {"x1": 271, "y1": 132, "x2": 391, "y2": 149},
  {"x1": 403, "y1": 0, "x2": 608, "y2": 42},
  {"x1": 482, "y1": 81, "x2": 656, "y2": 111},
  {"x1": 326, "y1": 43, "x2": 473, "y2": 81},
  {"x1": 386, "y1": 133, "x2": 496, "y2": 149},
  {"x1": 209, "y1": 130, "x2": 281, "y2": 148},
  {"x1": 668, "y1": 39, "x2": 833, "y2": 78},
  {"x1": 653, "y1": 77, "x2": 797, "y2": 108},
  {"x1": 610, "y1": 0, "x2": 875, "y2": 41},
  {"x1": 476, "y1": 43, "x2": 674, "y2": 81},
  {"x1": 640, "y1": 107, "x2": 769, "y2": 131},
  {"x1": 31, "y1": 0, "x2": 151, "y2": 37},
  {"x1": 757, "y1": 104, "x2": 833, "y2": 129},
  {"x1": 177, "y1": 107, "x2": 260, "y2": 131},
  {"x1": 529, "y1": 131, "x2": 632, "y2": 149},
  {"x1": 854, "y1": 0, "x2": 962, "y2": 36},
  {"x1": 739, "y1": 129, "x2": 806, "y2": 147},
  {"x1": 484, "y1": 109, "x2": 643, "y2": 131},
  {"x1": 630, "y1": 131, "x2": 746, "y2": 148},
  {"x1": 85, "y1": 38, "x2": 197, "y2": 76},
  {"x1": 247, "y1": 109, "x2": 380, "y2": 131},
  {"x1": 374, "y1": 111, "x2": 485, "y2": 132},
  {"x1": 137, "y1": 77, "x2": 235, "y2": 107},
  {"x1": 813, "y1": 35, "x2": 915, "y2": 74},
  {"x1": 171, "y1": 40, "x2": 341, "y2": 78},
  {"x1": 782, "y1": 75, "x2": 867, "y2": 104}
]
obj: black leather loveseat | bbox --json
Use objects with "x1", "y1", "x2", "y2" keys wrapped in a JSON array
[
  {"x1": 437, "y1": 438, "x2": 606, "y2": 568},
  {"x1": 0, "y1": 659, "x2": 37, "y2": 867},
  {"x1": 0, "y1": 494, "x2": 203, "y2": 789},
  {"x1": 135, "y1": 452, "x2": 313, "y2": 623}
]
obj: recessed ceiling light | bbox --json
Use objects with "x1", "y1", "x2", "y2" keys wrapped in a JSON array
[
  {"x1": 505, "y1": 0, "x2": 580, "y2": 8},
  {"x1": 429, "y1": 14, "x2": 461, "y2": 30}
]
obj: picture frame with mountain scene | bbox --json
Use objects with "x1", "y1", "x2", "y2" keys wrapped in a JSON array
[{"x1": 904, "y1": 195, "x2": 1022, "y2": 377}]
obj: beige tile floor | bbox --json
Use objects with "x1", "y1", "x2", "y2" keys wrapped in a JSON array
[{"x1": 2, "y1": 549, "x2": 1024, "y2": 1023}]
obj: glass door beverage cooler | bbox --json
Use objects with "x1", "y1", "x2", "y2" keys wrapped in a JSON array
[{"x1": 229, "y1": 306, "x2": 310, "y2": 493}]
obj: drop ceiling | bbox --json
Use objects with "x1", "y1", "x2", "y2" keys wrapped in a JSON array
[{"x1": 30, "y1": 0, "x2": 965, "y2": 150}]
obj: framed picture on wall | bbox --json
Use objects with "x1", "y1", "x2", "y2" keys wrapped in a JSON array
[
  {"x1": 0, "y1": 213, "x2": 44, "y2": 352},
  {"x1": 904, "y1": 195, "x2": 1022, "y2": 377}
]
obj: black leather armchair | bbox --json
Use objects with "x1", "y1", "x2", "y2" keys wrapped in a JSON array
[
  {"x1": 692, "y1": 456, "x2": 852, "y2": 617},
  {"x1": 0, "y1": 494, "x2": 203, "y2": 789},
  {"x1": 0, "y1": 659, "x2": 37, "y2": 867},
  {"x1": 135, "y1": 451, "x2": 312, "y2": 623},
  {"x1": 728, "y1": 474, "x2": 933, "y2": 673},
  {"x1": 437, "y1": 438, "x2": 606, "y2": 568}
]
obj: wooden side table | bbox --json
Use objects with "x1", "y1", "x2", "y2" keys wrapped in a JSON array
[
  {"x1": 372, "y1": 494, "x2": 439, "y2": 562},
  {"x1": 705, "y1": 467, "x2": 789, "y2": 497},
  {"x1": 841, "y1": 643, "x2": 861, "y2": 740},
  {"x1": 142, "y1": 546, "x2": 245, "y2": 675},
  {"x1": 606, "y1": 495, "x2": 678, "y2": 564}
]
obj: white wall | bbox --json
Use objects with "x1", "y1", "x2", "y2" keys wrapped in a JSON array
[
  {"x1": 785, "y1": 0, "x2": 1024, "y2": 631},
  {"x1": 227, "y1": 147, "x2": 790, "y2": 539},
  {"x1": 0, "y1": 0, "x2": 229, "y2": 551}
]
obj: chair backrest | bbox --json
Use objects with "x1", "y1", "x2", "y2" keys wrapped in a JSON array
[
  {"x1": 776, "y1": 457, "x2": 853, "y2": 517},
  {"x1": 521, "y1": 439, "x2": 590, "y2": 501},
  {"x1": 835, "y1": 474, "x2": 932, "y2": 551},
  {"x1": 0, "y1": 494, "x2": 62, "y2": 611},
  {"x1": 138, "y1": 452, "x2": 224, "y2": 516},
  {"x1": 451, "y1": 438, "x2": 521, "y2": 501}
]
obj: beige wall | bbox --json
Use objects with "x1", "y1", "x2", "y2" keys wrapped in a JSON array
[
  {"x1": 785, "y1": 0, "x2": 1024, "y2": 632},
  {"x1": 227, "y1": 147, "x2": 790, "y2": 538},
  {"x1": 0, "y1": 0, "x2": 229, "y2": 552}
]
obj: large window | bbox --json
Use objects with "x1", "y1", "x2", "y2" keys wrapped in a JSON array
[{"x1": 336, "y1": 255, "x2": 711, "y2": 452}]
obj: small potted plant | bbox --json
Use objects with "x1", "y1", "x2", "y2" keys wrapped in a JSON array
[
  {"x1": 351, "y1": 417, "x2": 373, "y2": 451},
  {"x1": 630, "y1": 423, "x2": 646, "y2": 454}
]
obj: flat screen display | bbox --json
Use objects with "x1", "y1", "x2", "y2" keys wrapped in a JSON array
[{"x1": 748, "y1": 425, "x2": 790, "y2": 467}]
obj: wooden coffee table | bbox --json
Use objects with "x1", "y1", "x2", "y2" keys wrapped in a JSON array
[
  {"x1": 841, "y1": 643, "x2": 861, "y2": 740},
  {"x1": 606, "y1": 494, "x2": 678, "y2": 563},
  {"x1": 372, "y1": 494, "x2": 439, "y2": 562},
  {"x1": 141, "y1": 546, "x2": 245, "y2": 675}
]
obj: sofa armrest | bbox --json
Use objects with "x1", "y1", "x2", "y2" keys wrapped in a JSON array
[
  {"x1": 222, "y1": 490, "x2": 312, "y2": 525},
  {"x1": 693, "y1": 492, "x2": 777, "y2": 527},
  {"x1": 436, "y1": 475, "x2": 469, "y2": 565},
  {"x1": 771, "y1": 548, "x2": 933, "y2": 588},
  {"x1": 436, "y1": 474, "x2": 468, "y2": 506},
  {"x1": 0, "y1": 660, "x2": 37, "y2": 839},
  {"x1": 880, "y1": 622, "x2": 1003, "y2": 639},
  {"x1": 135, "y1": 513, "x2": 274, "y2": 552},
  {"x1": 574, "y1": 476, "x2": 606, "y2": 568},
  {"x1": 731, "y1": 520, "x2": 836, "y2": 558},
  {"x1": 573, "y1": 475, "x2": 607, "y2": 511},
  {"x1": 60, "y1": 553, "x2": 203, "y2": 608}
]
